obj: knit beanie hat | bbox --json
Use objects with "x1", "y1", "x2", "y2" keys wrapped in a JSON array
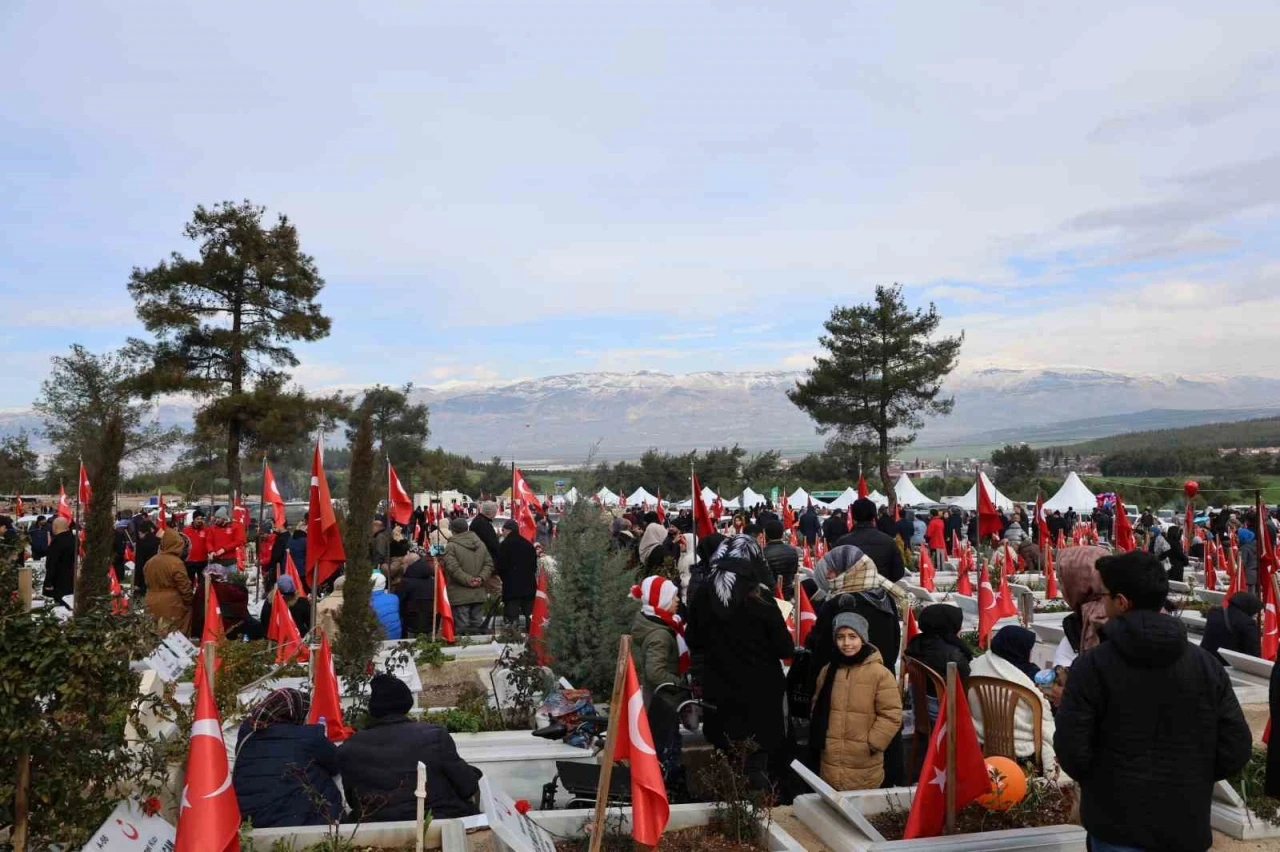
[
  {"x1": 833, "y1": 612, "x2": 870, "y2": 642},
  {"x1": 369, "y1": 674, "x2": 413, "y2": 718},
  {"x1": 449, "y1": 517, "x2": 469, "y2": 534}
]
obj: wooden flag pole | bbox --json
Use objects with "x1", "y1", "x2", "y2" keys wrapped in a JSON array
[
  {"x1": 12, "y1": 565, "x2": 33, "y2": 851},
  {"x1": 256, "y1": 455, "x2": 268, "y2": 605},
  {"x1": 944, "y1": 662, "x2": 958, "y2": 835},
  {"x1": 204, "y1": 637, "x2": 217, "y2": 693},
  {"x1": 204, "y1": 580, "x2": 215, "y2": 690},
  {"x1": 587, "y1": 635, "x2": 632, "y2": 852},
  {"x1": 431, "y1": 556, "x2": 439, "y2": 643}
]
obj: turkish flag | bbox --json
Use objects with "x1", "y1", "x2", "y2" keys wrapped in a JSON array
[
  {"x1": 14, "y1": 494, "x2": 24, "y2": 518},
  {"x1": 270, "y1": 588, "x2": 309, "y2": 665},
  {"x1": 976, "y1": 475, "x2": 1002, "y2": 542},
  {"x1": 388, "y1": 462, "x2": 415, "y2": 526},
  {"x1": 781, "y1": 494, "x2": 795, "y2": 531},
  {"x1": 1002, "y1": 541, "x2": 1017, "y2": 578},
  {"x1": 615, "y1": 654, "x2": 670, "y2": 847},
  {"x1": 1113, "y1": 496, "x2": 1136, "y2": 552},
  {"x1": 56, "y1": 485, "x2": 73, "y2": 522},
  {"x1": 711, "y1": 493, "x2": 724, "y2": 521},
  {"x1": 858, "y1": 475, "x2": 869, "y2": 499},
  {"x1": 157, "y1": 491, "x2": 167, "y2": 530},
  {"x1": 902, "y1": 678, "x2": 989, "y2": 839},
  {"x1": 434, "y1": 560, "x2": 456, "y2": 644},
  {"x1": 1204, "y1": 541, "x2": 1219, "y2": 591},
  {"x1": 78, "y1": 462, "x2": 92, "y2": 509},
  {"x1": 283, "y1": 553, "x2": 309, "y2": 600},
  {"x1": 692, "y1": 474, "x2": 715, "y2": 538},
  {"x1": 108, "y1": 567, "x2": 128, "y2": 615},
  {"x1": 307, "y1": 629, "x2": 352, "y2": 742},
  {"x1": 512, "y1": 467, "x2": 539, "y2": 542},
  {"x1": 846, "y1": 508, "x2": 854, "y2": 532},
  {"x1": 175, "y1": 662, "x2": 241, "y2": 852},
  {"x1": 996, "y1": 571, "x2": 1018, "y2": 620},
  {"x1": 262, "y1": 462, "x2": 287, "y2": 529},
  {"x1": 955, "y1": 548, "x2": 974, "y2": 596},
  {"x1": 1263, "y1": 571, "x2": 1279, "y2": 662},
  {"x1": 1258, "y1": 494, "x2": 1277, "y2": 579},
  {"x1": 918, "y1": 545, "x2": 935, "y2": 592},
  {"x1": 655, "y1": 490, "x2": 666, "y2": 526},
  {"x1": 307, "y1": 440, "x2": 346, "y2": 591},
  {"x1": 201, "y1": 586, "x2": 225, "y2": 646},
  {"x1": 977, "y1": 577, "x2": 998, "y2": 649},
  {"x1": 802, "y1": 540, "x2": 813, "y2": 569},
  {"x1": 529, "y1": 568, "x2": 550, "y2": 664},
  {"x1": 796, "y1": 582, "x2": 817, "y2": 647},
  {"x1": 1044, "y1": 546, "x2": 1059, "y2": 600},
  {"x1": 906, "y1": 605, "x2": 920, "y2": 643},
  {"x1": 1034, "y1": 494, "x2": 1048, "y2": 543}
]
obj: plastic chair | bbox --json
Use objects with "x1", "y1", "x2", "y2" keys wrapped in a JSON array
[
  {"x1": 903, "y1": 656, "x2": 946, "y2": 776},
  {"x1": 967, "y1": 675, "x2": 1043, "y2": 767}
]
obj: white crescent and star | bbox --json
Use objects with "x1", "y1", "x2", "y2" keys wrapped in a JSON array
[
  {"x1": 627, "y1": 690, "x2": 657, "y2": 756},
  {"x1": 189, "y1": 718, "x2": 233, "y2": 800}
]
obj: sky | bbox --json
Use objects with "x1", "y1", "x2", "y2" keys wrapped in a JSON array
[{"x1": 3, "y1": 1, "x2": 1280, "y2": 410}]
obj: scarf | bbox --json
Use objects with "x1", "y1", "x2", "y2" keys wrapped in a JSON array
[
  {"x1": 703, "y1": 534, "x2": 767, "y2": 619},
  {"x1": 806, "y1": 644, "x2": 877, "y2": 770},
  {"x1": 916, "y1": 603, "x2": 973, "y2": 660},
  {"x1": 244, "y1": 687, "x2": 309, "y2": 733},
  {"x1": 631, "y1": 576, "x2": 690, "y2": 673},
  {"x1": 638, "y1": 523, "x2": 668, "y2": 564},
  {"x1": 990, "y1": 626, "x2": 1040, "y2": 681}
]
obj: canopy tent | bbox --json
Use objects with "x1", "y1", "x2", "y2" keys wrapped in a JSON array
[
  {"x1": 785, "y1": 487, "x2": 829, "y2": 511},
  {"x1": 892, "y1": 473, "x2": 937, "y2": 507},
  {"x1": 740, "y1": 487, "x2": 769, "y2": 509},
  {"x1": 867, "y1": 490, "x2": 889, "y2": 508},
  {"x1": 827, "y1": 487, "x2": 860, "y2": 511},
  {"x1": 947, "y1": 471, "x2": 1016, "y2": 512},
  {"x1": 595, "y1": 487, "x2": 622, "y2": 506},
  {"x1": 562, "y1": 487, "x2": 579, "y2": 504},
  {"x1": 626, "y1": 487, "x2": 659, "y2": 507},
  {"x1": 1043, "y1": 472, "x2": 1096, "y2": 516},
  {"x1": 675, "y1": 486, "x2": 740, "y2": 512}
]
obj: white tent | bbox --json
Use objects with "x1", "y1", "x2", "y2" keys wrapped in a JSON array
[
  {"x1": 947, "y1": 471, "x2": 1016, "y2": 511},
  {"x1": 562, "y1": 487, "x2": 579, "y2": 504},
  {"x1": 892, "y1": 473, "x2": 937, "y2": 506},
  {"x1": 786, "y1": 487, "x2": 829, "y2": 511},
  {"x1": 827, "y1": 487, "x2": 861, "y2": 511},
  {"x1": 596, "y1": 487, "x2": 621, "y2": 506},
  {"x1": 867, "y1": 490, "x2": 889, "y2": 508},
  {"x1": 626, "y1": 487, "x2": 659, "y2": 507},
  {"x1": 1043, "y1": 472, "x2": 1096, "y2": 516},
  {"x1": 740, "y1": 487, "x2": 768, "y2": 509},
  {"x1": 676, "y1": 486, "x2": 740, "y2": 512}
]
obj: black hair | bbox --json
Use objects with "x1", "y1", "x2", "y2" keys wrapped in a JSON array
[
  {"x1": 743, "y1": 522, "x2": 761, "y2": 537},
  {"x1": 764, "y1": 519, "x2": 784, "y2": 541},
  {"x1": 1096, "y1": 550, "x2": 1169, "y2": 611}
]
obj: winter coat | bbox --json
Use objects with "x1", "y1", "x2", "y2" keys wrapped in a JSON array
[
  {"x1": 443, "y1": 531, "x2": 494, "y2": 606},
  {"x1": 969, "y1": 647, "x2": 1060, "y2": 775},
  {"x1": 133, "y1": 533, "x2": 160, "y2": 595},
  {"x1": 798, "y1": 509, "x2": 821, "y2": 541},
  {"x1": 184, "y1": 525, "x2": 209, "y2": 563},
  {"x1": 372, "y1": 589, "x2": 402, "y2": 640},
  {"x1": 287, "y1": 532, "x2": 308, "y2": 585},
  {"x1": 316, "y1": 589, "x2": 343, "y2": 642},
  {"x1": 895, "y1": 517, "x2": 915, "y2": 547},
  {"x1": 762, "y1": 541, "x2": 799, "y2": 585},
  {"x1": 630, "y1": 611, "x2": 681, "y2": 715},
  {"x1": 43, "y1": 529, "x2": 77, "y2": 602},
  {"x1": 398, "y1": 557, "x2": 435, "y2": 636},
  {"x1": 1267, "y1": 659, "x2": 1280, "y2": 797},
  {"x1": 687, "y1": 585, "x2": 792, "y2": 756},
  {"x1": 261, "y1": 594, "x2": 311, "y2": 639},
  {"x1": 369, "y1": 529, "x2": 390, "y2": 565},
  {"x1": 904, "y1": 634, "x2": 971, "y2": 695},
  {"x1": 497, "y1": 533, "x2": 539, "y2": 601},
  {"x1": 1053, "y1": 610, "x2": 1252, "y2": 852},
  {"x1": 812, "y1": 647, "x2": 903, "y2": 790},
  {"x1": 1003, "y1": 522, "x2": 1026, "y2": 544},
  {"x1": 144, "y1": 530, "x2": 194, "y2": 634},
  {"x1": 233, "y1": 721, "x2": 342, "y2": 827},
  {"x1": 266, "y1": 531, "x2": 291, "y2": 578},
  {"x1": 822, "y1": 514, "x2": 848, "y2": 548},
  {"x1": 911, "y1": 519, "x2": 926, "y2": 547},
  {"x1": 338, "y1": 715, "x2": 482, "y2": 821},
  {"x1": 833, "y1": 524, "x2": 905, "y2": 582},
  {"x1": 1200, "y1": 592, "x2": 1263, "y2": 664},
  {"x1": 1240, "y1": 540, "x2": 1259, "y2": 586},
  {"x1": 206, "y1": 522, "x2": 245, "y2": 562},
  {"x1": 469, "y1": 515, "x2": 501, "y2": 563},
  {"x1": 925, "y1": 517, "x2": 946, "y2": 551}
]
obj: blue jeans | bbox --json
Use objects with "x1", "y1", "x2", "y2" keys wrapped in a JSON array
[{"x1": 1088, "y1": 838, "x2": 1144, "y2": 852}]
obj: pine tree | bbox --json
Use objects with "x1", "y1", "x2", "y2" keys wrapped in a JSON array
[
  {"x1": 788, "y1": 284, "x2": 962, "y2": 506},
  {"x1": 335, "y1": 409, "x2": 380, "y2": 683}
]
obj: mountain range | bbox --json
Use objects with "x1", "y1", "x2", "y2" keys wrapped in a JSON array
[{"x1": 6, "y1": 367, "x2": 1280, "y2": 465}]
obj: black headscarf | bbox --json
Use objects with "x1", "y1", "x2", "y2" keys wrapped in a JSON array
[
  {"x1": 917, "y1": 603, "x2": 973, "y2": 661},
  {"x1": 1230, "y1": 591, "x2": 1264, "y2": 617},
  {"x1": 990, "y1": 625, "x2": 1039, "y2": 681},
  {"x1": 703, "y1": 534, "x2": 767, "y2": 619}
]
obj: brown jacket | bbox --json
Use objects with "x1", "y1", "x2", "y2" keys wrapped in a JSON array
[
  {"x1": 316, "y1": 589, "x2": 344, "y2": 642},
  {"x1": 814, "y1": 648, "x2": 903, "y2": 790},
  {"x1": 144, "y1": 530, "x2": 194, "y2": 635}
]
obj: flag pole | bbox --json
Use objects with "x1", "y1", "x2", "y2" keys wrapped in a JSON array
[
  {"x1": 587, "y1": 635, "x2": 632, "y2": 852},
  {"x1": 944, "y1": 661, "x2": 957, "y2": 834},
  {"x1": 310, "y1": 433, "x2": 321, "y2": 679},
  {"x1": 256, "y1": 455, "x2": 267, "y2": 605},
  {"x1": 690, "y1": 460, "x2": 698, "y2": 565}
]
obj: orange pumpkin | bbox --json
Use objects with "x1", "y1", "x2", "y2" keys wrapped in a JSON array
[{"x1": 975, "y1": 756, "x2": 1027, "y2": 811}]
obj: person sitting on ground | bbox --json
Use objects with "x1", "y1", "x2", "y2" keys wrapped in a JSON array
[
  {"x1": 969, "y1": 625, "x2": 1060, "y2": 777},
  {"x1": 315, "y1": 575, "x2": 345, "y2": 641},
  {"x1": 630, "y1": 576, "x2": 687, "y2": 792},
  {"x1": 261, "y1": 574, "x2": 311, "y2": 639},
  {"x1": 371, "y1": 571, "x2": 402, "y2": 640},
  {"x1": 397, "y1": 551, "x2": 435, "y2": 638},
  {"x1": 807, "y1": 613, "x2": 903, "y2": 791},
  {"x1": 443, "y1": 516, "x2": 493, "y2": 635},
  {"x1": 1054, "y1": 550, "x2": 1252, "y2": 852},
  {"x1": 143, "y1": 528, "x2": 194, "y2": 634},
  {"x1": 338, "y1": 674, "x2": 483, "y2": 821},
  {"x1": 904, "y1": 603, "x2": 972, "y2": 721},
  {"x1": 1017, "y1": 539, "x2": 1042, "y2": 574},
  {"x1": 1201, "y1": 590, "x2": 1263, "y2": 664},
  {"x1": 233, "y1": 688, "x2": 341, "y2": 827},
  {"x1": 496, "y1": 519, "x2": 539, "y2": 631}
]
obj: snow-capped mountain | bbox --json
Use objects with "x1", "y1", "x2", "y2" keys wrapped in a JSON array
[{"x1": 6, "y1": 367, "x2": 1280, "y2": 464}]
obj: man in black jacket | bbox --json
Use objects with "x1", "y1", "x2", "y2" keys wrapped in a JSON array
[
  {"x1": 821, "y1": 510, "x2": 847, "y2": 550},
  {"x1": 338, "y1": 675, "x2": 482, "y2": 821},
  {"x1": 496, "y1": 519, "x2": 539, "y2": 630},
  {"x1": 835, "y1": 498, "x2": 905, "y2": 582},
  {"x1": 469, "y1": 502, "x2": 501, "y2": 563},
  {"x1": 761, "y1": 520, "x2": 798, "y2": 598},
  {"x1": 43, "y1": 517, "x2": 76, "y2": 605},
  {"x1": 1054, "y1": 550, "x2": 1251, "y2": 852},
  {"x1": 797, "y1": 506, "x2": 821, "y2": 548}
]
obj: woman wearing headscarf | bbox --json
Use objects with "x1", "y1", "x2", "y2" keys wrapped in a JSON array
[
  {"x1": 969, "y1": 625, "x2": 1061, "y2": 779},
  {"x1": 1201, "y1": 590, "x2": 1263, "y2": 664},
  {"x1": 686, "y1": 534, "x2": 793, "y2": 791},
  {"x1": 904, "y1": 603, "x2": 972, "y2": 721},
  {"x1": 639, "y1": 522, "x2": 679, "y2": 573},
  {"x1": 1162, "y1": 525, "x2": 1190, "y2": 582},
  {"x1": 1057, "y1": 545, "x2": 1110, "y2": 666},
  {"x1": 143, "y1": 529, "x2": 194, "y2": 635},
  {"x1": 232, "y1": 688, "x2": 342, "y2": 827}
]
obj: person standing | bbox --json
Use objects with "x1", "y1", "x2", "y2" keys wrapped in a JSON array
[
  {"x1": 143, "y1": 529, "x2": 195, "y2": 634},
  {"x1": 133, "y1": 519, "x2": 160, "y2": 596},
  {"x1": 369, "y1": 519, "x2": 390, "y2": 567},
  {"x1": 925, "y1": 509, "x2": 947, "y2": 570},
  {"x1": 798, "y1": 504, "x2": 821, "y2": 548},
  {"x1": 28, "y1": 516, "x2": 50, "y2": 561},
  {"x1": 469, "y1": 502, "x2": 501, "y2": 564},
  {"x1": 762, "y1": 520, "x2": 799, "y2": 599},
  {"x1": 184, "y1": 510, "x2": 209, "y2": 580},
  {"x1": 43, "y1": 517, "x2": 76, "y2": 605},
  {"x1": 1054, "y1": 551, "x2": 1251, "y2": 852},
  {"x1": 496, "y1": 519, "x2": 538, "y2": 631},
  {"x1": 835, "y1": 498, "x2": 905, "y2": 582},
  {"x1": 206, "y1": 507, "x2": 245, "y2": 574},
  {"x1": 443, "y1": 517, "x2": 493, "y2": 635}
]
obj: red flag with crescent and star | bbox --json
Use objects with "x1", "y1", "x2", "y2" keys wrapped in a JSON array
[
  {"x1": 614, "y1": 654, "x2": 670, "y2": 847},
  {"x1": 307, "y1": 629, "x2": 353, "y2": 742},
  {"x1": 262, "y1": 462, "x2": 287, "y2": 529},
  {"x1": 175, "y1": 661, "x2": 240, "y2": 852},
  {"x1": 902, "y1": 676, "x2": 988, "y2": 839},
  {"x1": 388, "y1": 462, "x2": 415, "y2": 526},
  {"x1": 307, "y1": 439, "x2": 346, "y2": 590}
]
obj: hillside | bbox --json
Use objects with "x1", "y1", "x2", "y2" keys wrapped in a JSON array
[{"x1": 1060, "y1": 415, "x2": 1280, "y2": 456}]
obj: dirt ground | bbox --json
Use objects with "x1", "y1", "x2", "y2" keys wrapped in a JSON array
[{"x1": 418, "y1": 658, "x2": 494, "y2": 708}]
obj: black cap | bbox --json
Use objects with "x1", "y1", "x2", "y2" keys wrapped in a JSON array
[{"x1": 369, "y1": 674, "x2": 414, "y2": 718}]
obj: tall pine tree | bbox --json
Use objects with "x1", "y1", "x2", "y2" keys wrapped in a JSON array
[
  {"x1": 788, "y1": 284, "x2": 962, "y2": 505},
  {"x1": 127, "y1": 201, "x2": 332, "y2": 497}
]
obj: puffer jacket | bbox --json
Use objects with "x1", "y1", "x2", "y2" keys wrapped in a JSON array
[
  {"x1": 233, "y1": 721, "x2": 342, "y2": 827},
  {"x1": 762, "y1": 541, "x2": 799, "y2": 588},
  {"x1": 443, "y1": 531, "x2": 494, "y2": 606},
  {"x1": 144, "y1": 529, "x2": 194, "y2": 634},
  {"x1": 1054, "y1": 610, "x2": 1251, "y2": 852},
  {"x1": 372, "y1": 590, "x2": 402, "y2": 640},
  {"x1": 813, "y1": 648, "x2": 903, "y2": 790}
]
